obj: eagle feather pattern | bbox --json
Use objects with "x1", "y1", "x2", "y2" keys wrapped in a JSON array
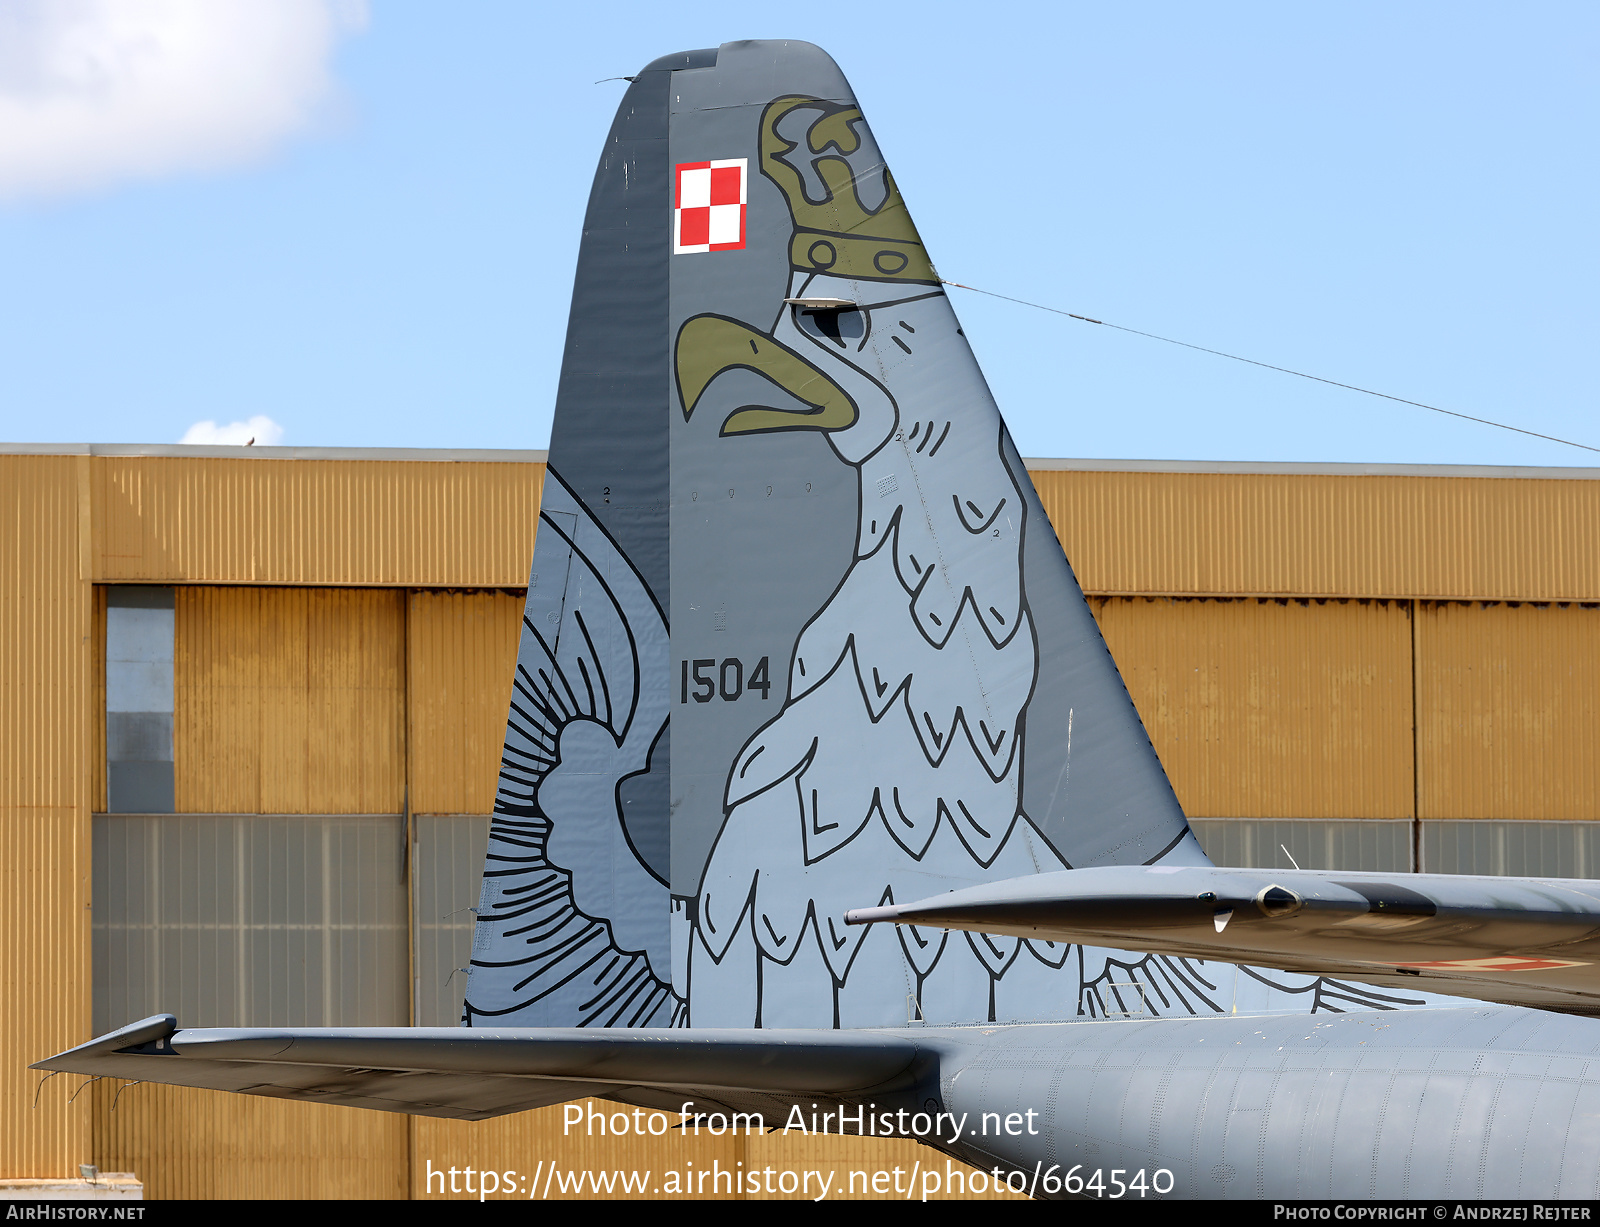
[
  {"x1": 464, "y1": 471, "x2": 682, "y2": 1028},
  {"x1": 690, "y1": 262, "x2": 1419, "y2": 1026}
]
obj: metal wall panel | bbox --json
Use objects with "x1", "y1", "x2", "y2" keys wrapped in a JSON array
[
  {"x1": 1191, "y1": 819, "x2": 1414, "y2": 872},
  {"x1": 0, "y1": 451, "x2": 1587, "y2": 1197},
  {"x1": 94, "y1": 815, "x2": 407, "y2": 1032},
  {"x1": 175, "y1": 587, "x2": 405, "y2": 814},
  {"x1": 0, "y1": 811, "x2": 90, "y2": 1180},
  {"x1": 0, "y1": 455, "x2": 88, "y2": 810},
  {"x1": 1417, "y1": 601, "x2": 1600, "y2": 820},
  {"x1": 77, "y1": 456, "x2": 1600, "y2": 602},
  {"x1": 92, "y1": 1081, "x2": 407, "y2": 1200},
  {"x1": 413, "y1": 815, "x2": 491, "y2": 1027},
  {"x1": 1091, "y1": 597, "x2": 1415, "y2": 819},
  {"x1": 0, "y1": 455, "x2": 91, "y2": 1178},
  {"x1": 92, "y1": 456, "x2": 544, "y2": 588},
  {"x1": 1422, "y1": 820, "x2": 1600, "y2": 877},
  {"x1": 1031, "y1": 469, "x2": 1600, "y2": 601},
  {"x1": 406, "y1": 591, "x2": 523, "y2": 816}
]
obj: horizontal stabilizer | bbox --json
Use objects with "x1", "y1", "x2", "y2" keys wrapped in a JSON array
[
  {"x1": 847, "y1": 866, "x2": 1600, "y2": 1014},
  {"x1": 33, "y1": 1016, "x2": 921, "y2": 1121}
]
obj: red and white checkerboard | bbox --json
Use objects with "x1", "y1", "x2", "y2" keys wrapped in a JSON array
[{"x1": 674, "y1": 159, "x2": 746, "y2": 254}]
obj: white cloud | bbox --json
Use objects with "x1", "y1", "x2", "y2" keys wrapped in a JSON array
[
  {"x1": 0, "y1": 0, "x2": 367, "y2": 200},
  {"x1": 179, "y1": 414, "x2": 284, "y2": 446}
]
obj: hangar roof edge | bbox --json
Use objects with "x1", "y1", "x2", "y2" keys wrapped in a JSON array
[
  {"x1": 3, "y1": 443, "x2": 1598, "y2": 480},
  {"x1": 1022, "y1": 457, "x2": 1600, "y2": 480},
  {"x1": 0, "y1": 443, "x2": 551, "y2": 463}
]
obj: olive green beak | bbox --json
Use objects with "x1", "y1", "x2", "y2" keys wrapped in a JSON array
[{"x1": 675, "y1": 314, "x2": 858, "y2": 436}]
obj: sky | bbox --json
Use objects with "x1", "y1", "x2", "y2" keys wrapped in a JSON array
[{"x1": 0, "y1": 1, "x2": 1595, "y2": 466}]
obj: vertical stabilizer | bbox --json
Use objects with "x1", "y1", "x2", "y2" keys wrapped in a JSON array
[
  {"x1": 461, "y1": 53, "x2": 708, "y2": 1026},
  {"x1": 474, "y1": 41, "x2": 1364, "y2": 1032}
]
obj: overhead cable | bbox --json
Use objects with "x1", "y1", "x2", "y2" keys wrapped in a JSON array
[{"x1": 940, "y1": 279, "x2": 1599, "y2": 456}]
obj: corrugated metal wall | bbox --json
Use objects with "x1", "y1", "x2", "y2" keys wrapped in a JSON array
[
  {"x1": 77, "y1": 456, "x2": 1600, "y2": 599},
  {"x1": 175, "y1": 587, "x2": 405, "y2": 814},
  {"x1": 93, "y1": 456, "x2": 544, "y2": 588},
  {"x1": 1091, "y1": 596, "x2": 1415, "y2": 819},
  {"x1": 412, "y1": 815, "x2": 491, "y2": 1027},
  {"x1": 92, "y1": 1082, "x2": 408, "y2": 1200},
  {"x1": 93, "y1": 814, "x2": 409, "y2": 1033},
  {"x1": 404, "y1": 592, "x2": 523, "y2": 1025},
  {"x1": 1418, "y1": 600, "x2": 1600, "y2": 820},
  {"x1": 5, "y1": 450, "x2": 1600, "y2": 1195},
  {"x1": 1032, "y1": 469, "x2": 1600, "y2": 600},
  {"x1": 407, "y1": 591, "x2": 523, "y2": 816},
  {"x1": 1189, "y1": 818, "x2": 1415, "y2": 873},
  {"x1": 1423, "y1": 820, "x2": 1600, "y2": 877},
  {"x1": 99, "y1": 579, "x2": 415, "y2": 1196},
  {"x1": 0, "y1": 455, "x2": 91, "y2": 1179},
  {"x1": 1097, "y1": 594, "x2": 1600, "y2": 829}
]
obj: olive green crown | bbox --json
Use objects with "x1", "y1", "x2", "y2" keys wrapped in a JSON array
[{"x1": 760, "y1": 96, "x2": 936, "y2": 285}]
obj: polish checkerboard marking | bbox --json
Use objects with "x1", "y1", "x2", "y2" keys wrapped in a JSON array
[{"x1": 675, "y1": 159, "x2": 746, "y2": 254}]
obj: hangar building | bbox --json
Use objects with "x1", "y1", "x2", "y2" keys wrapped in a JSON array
[{"x1": 3, "y1": 443, "x2": 1597, "y2": 1198}]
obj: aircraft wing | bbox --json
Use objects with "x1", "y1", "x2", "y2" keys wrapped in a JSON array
[
  {"x1": 31, "y1": 1014, "x2": 924, "y2": 1122},
  {"x1": 848, "y1": 866, "x2": 1600, "y2": 1015}
]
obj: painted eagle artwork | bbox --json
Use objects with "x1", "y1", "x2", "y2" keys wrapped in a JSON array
[
  {"x1": 36, "y1": 46, "x2": 1600, "y2": 1204},
  {"x1": 675, "y1": 97, "x2": 1085, "y2": 1027},
  {"x1": 465, "y1": 87, "x2": 1419, "y2": 1032}
]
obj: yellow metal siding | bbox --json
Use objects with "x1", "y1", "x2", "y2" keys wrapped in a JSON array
[
  {"x1": 0, "y1": 809, "x2": 90, "y2": 1179},
  {"x1": 406, "y1": 591, "x2": 523, "y2": 816},
  {"x1": 0, "y1": 455, "x2": 92, "y2": 1177},
  {"x1": 1032, "y1": 470, "x2": 1600, "y2": 601},
  {"x1": 75, "y1": 457, "x2": 1600, "y2": 602},
  {"x1": 175, "y1": 588, "x2": 405, "y2": 814},
  {"x1": 1418, "y1": 601, "x2": 1600, "y2": 820},
  {"x1": 1, "y1": 456, "x2": 89, "y2": 811},
  {"x1": 1092, "y1": 597, "x2": 1415, "y2": 819},
  {"x1": 92, "y1": 1082, "x2": 407, "y2": 1199},
  {"x1": 3, "y1": 450, "x2": 1598, "y2": 1196},
  {"x1": 92, "y1": 457, "x2": 544, "y2": 588}
]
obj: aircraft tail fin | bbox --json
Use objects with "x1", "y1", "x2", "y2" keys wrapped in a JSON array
[
  {"x1": 466, "y1": 40, "x2": 1205, "y2": 1032},
  {"x1": 462, "y1": 54, "x2": 690, "y2": 1027}
]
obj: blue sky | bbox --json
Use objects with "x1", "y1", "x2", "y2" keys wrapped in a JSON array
[{"x1": 0, "y1": 2, "x2": 1595, "y2": 465}]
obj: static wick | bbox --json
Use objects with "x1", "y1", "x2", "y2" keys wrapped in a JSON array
[
  {"x1": 67, "y1": 1075, "x2": 104, "y2": 1106},
  {"x1": 31, "y1": 1070, "x2": 60, "y2": 1109}
]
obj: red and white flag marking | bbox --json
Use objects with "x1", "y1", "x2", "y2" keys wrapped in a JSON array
[{"x1": 674, "y1": 159, "x2": 746, "y2": 254}]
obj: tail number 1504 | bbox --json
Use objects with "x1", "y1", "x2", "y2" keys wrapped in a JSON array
[{"x1": 680, "y1": 657, "x2": 772, "y2": 704}]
